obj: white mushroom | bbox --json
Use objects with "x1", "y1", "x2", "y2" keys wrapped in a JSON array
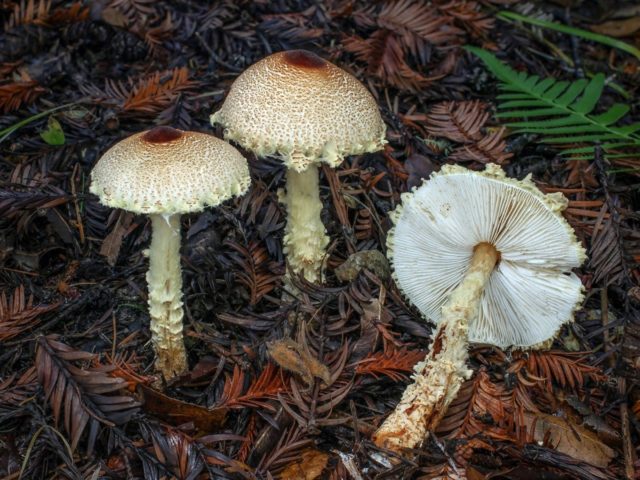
[
  {"x1": 373, "y1": 163, "x2": 586, "y2": 452},
  {"x1": 211, "y1": 50, "x2": 386, "y2": 284},
  {"x1": 90, "y1": 127, "x2": 250, "y2": 381}
]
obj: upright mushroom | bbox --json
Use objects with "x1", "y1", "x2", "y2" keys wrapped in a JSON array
[
  {"x1": 90, "y1": 127, "x2": 250, "y2": 381},
  {"x1": 373, "y1": 163, "x2": 586, "y2": 452},
  {"x1": 211, "y1": 50, "x2": 386, "y2": 284}
]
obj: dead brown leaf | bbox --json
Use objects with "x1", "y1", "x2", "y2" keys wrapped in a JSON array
[
  {"x1": 591, "y1": 17, "x2": 640, "y2": 37},
  {"x1": 523, "y1": 413, "x2": 616, "y2": 468},
  {"x1": 99, "y1": 211, "x2": 134, "y2": 266},
  {"x1": 278, "y1": 448, "x2": 329, "y2": 480},
  {"x1": 138, "y1": 384, "x2": 228, "y2": 431},
  {"x1": 267, "y1": 338, "x2": 331, "y2": 387}
]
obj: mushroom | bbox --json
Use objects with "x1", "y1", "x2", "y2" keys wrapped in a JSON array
[
  {"x1": 211, "y1": 50, "x2": 386, "y2": 284},
  {"x1": 373, "y1": 163, "x2": 586, "y2": 452},
  {"x1": 90, "y1": 126, "x2": 250, "y2": 380}
]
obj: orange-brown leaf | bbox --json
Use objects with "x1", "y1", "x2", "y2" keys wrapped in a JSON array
[
  {"x1": 122, "y1": 67, "x2": 195, "y2": 112},
  {"x1": 4, "y1": 0, "x2": 51, "y2": 30},
  {"x1": 279, "y1": 448, "x2": 329, "y2": 480},
  {"x1": 355, "y1": 347, "x2": 425, "y2": 381},
  {"x1": 437, "y1": 369, "x2": 516, "y2": 443},
  {"x1": 218, "y1": 363, "x2": 287, "y2": 410},
  {"x1": 0, "y1": 79, "x2": 45, "y2": 113}
]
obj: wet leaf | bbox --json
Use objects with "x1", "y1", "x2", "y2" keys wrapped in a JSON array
[
  {"x1": 524, "y1": 413, "x2": 616, "y2": 468},
  {"x1": 138, "y1": 384, "x2": 227, "y2": 431},
  {"x1": 39, "y1": 116, "x2": 65, "y2": 146}
]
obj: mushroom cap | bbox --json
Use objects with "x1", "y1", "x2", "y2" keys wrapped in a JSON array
[
  {"x1": 388, "y1": 163, "x2": 586, "y2": 348},
  {"x1": 90, "y1": 127, "x2": 250, "y2": 215},
  {"x1": 210, "y1": 49, "x2": 387, "y2": 172}
]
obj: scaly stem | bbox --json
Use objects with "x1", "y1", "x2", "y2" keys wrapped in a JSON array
[
  {"x1": 147, "y1": 213, "x2": 188, "y2": 380},
  {"x1": 281, "y1": 165, "x2": 329, "y2": 284},
  {"x1": 373, "y1": 243, "x2": 499, "y2": 452}
]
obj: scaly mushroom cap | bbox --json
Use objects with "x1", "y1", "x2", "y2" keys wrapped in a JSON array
[
  {"x1": 90, "y1": 127, "x2": 251, "y2": 215},
  {"x1": 210, "y1": 50, "x2": 387, "y2": 171},
  {"x1": 388, "y1": 164, "x2": 586, "y2": 348}
]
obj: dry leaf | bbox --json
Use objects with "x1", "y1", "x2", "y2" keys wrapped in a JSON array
[
  {"x1": 355, "y1": 347, "x2": 425, "y2": 381},
  {"x1": 267, "y1": 338, "x2": 331, "y2": 387},
  {"x1": 100, "y1": 6, "x2": 128, "y2": 28},
  {"x1": 279, "y1": 448, "x2": 329, "y2": 480},
  {"x1": 217, "y1": 363, "x2": 286, "y2": 410},
  {"x1": 591, "y1": 17, "x2": 640, "y2": 37},
  {"x1": 524, "y1": 413, "x2": 616, "y2": 468},
  {"x1": 99, "y1": 211, "x2": 134, "y2": 266},
  {"x1": 138, "y1": 384, "x2": 227, "y2": 431}
]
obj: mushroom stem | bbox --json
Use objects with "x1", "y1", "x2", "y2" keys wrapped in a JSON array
[
  {"x1": 147, "y1": 213, "x2": 188, "y2": 380},
  {"x1": 373, "y1": 242, "x2": 499, "y2": 452},
  {"x1": 281, "y1": 164, "x2": 329, "y2": 284}
]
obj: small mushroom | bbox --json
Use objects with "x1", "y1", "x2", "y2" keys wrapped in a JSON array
[
  {"x1": 90, "y1": 127, "x2": 250, "y2": 381},
  {"x1": 373, "y1": 163, "x2": 586, "y2": 452},
  {"x1": 211, "y1": 50, "x2": 386, "y2": 284}
]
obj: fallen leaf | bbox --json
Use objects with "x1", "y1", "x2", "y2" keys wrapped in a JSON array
[
  {"x1": 279, "y1": 448, "x2": 329, "y2": 480},
  {"x1": 100, "y1": 211, "x2": 134, "y2": 266},
  {"x1": 138, "y1": 384, "x2": 227, "y2": 431},
  {"x1": 404, "y1": 153, "x2": 436, "y2": 190},
  {"x1": 562, "y1": 395, "x2": 620, "y2": 446},
  {"x1": 39, "y1": 116, "x2": 65, "y2": 146},
  {"x1": 100, "y1": 6, "x2": 128, "y2": 28},
  {"x1": 524, "y1": 413, "x2": 616, "y2": 468},
  {"x1": 591, "y1": 17, "x2": 640, "y2": 37},
  {"x1": 267, "y1": 338, "x2": 331, "y2": 387},
  {"x1": 335, "y1": 250, "x2": 390, "y2": 283}
]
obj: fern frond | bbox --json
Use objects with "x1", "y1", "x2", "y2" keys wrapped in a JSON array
[{"x1": 467, "y1": 47, "x2": 640, "y2": 160}]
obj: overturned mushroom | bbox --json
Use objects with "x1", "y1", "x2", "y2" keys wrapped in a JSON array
[
  {"x1": 373, "y1": 163, "x2": 586, "y2": 452},
  {"x1": 90, "y1": 127, "x2": 250, "y2": 381},
  {"x1": 211, "y1": 50, "x2": 386, "y2": 284}
]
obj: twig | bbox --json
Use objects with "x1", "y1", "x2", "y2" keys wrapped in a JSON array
[{"x1": 618, "y1": 378, "x2": 637, "y2": 480}]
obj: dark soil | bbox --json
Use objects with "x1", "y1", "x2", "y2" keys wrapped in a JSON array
[{"x1": 0, "y1": 1, "x2": 639, "y2": 479}]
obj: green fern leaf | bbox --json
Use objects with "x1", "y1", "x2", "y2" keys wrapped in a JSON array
[{"x1": 465, "y1": 46, "x2": 640, "y2": 160}]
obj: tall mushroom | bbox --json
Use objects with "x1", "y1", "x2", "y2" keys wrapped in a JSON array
[
  {"x1": 211, "y1": 50, "x2": 386, "y2": 284},
  {"x1": 90, "y1": 127, "x2": 250, "y2": 381},
  {"x1": 373, "y1": 163, "x2": 586, "y2": 452}
]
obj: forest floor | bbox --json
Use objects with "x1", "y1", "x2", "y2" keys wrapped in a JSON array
[{"x1": 1, "y1": 0, "x2": 639, "y2": 479}]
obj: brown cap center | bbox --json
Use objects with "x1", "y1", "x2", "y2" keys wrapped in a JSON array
[
  {"x1": 282, "y1": 50, "x2": 326, "y2": 70},
  {"x1": 142, "y1": 126, "x2": 183, "y2": 144}
]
